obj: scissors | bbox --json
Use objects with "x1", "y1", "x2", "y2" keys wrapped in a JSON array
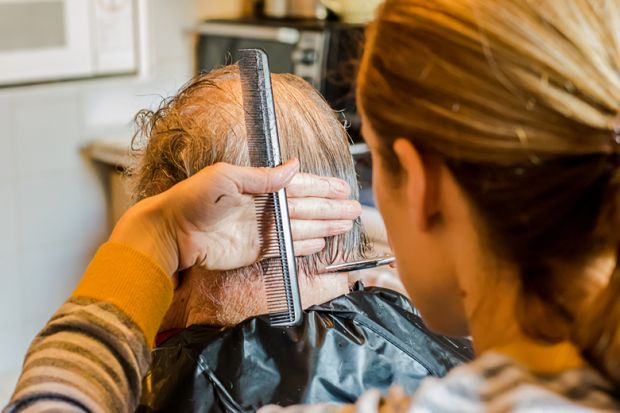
[{"x1": 323, "y1": 256, "x2": 396, "y2": 273}]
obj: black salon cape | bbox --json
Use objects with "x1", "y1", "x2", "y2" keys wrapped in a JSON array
[{"x1": 136, "y1": 287, "x2": 473, "y2": 413}]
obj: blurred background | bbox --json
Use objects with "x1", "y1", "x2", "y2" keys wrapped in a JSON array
[{"x1": 0, "y1": 0, "x2": 392, "y2": 404}]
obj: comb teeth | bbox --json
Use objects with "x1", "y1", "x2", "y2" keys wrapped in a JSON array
[
  {"x1": 261, "y1": 260, "x2": 297, "y2": 326},
  {"x1": 239, "y1": 50, "x2": 279, "y2": 169},
  {"x1": 253, "y1": 194, "x2": 281, "y2": 257},
  {"x1": 240, "y1": 48, "x2": 302, "y2": 327},
  {"x1": 254, "y1": 194, "x2": 298, "y2": 326}
]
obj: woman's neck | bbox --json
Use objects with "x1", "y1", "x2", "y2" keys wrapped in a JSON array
[
  {"x1": 464, "y1": 266, "x2": 525, "y2": 354},
  {"x1": 466, "y1": 275, "x2": 586, "y2": 372},
  {"x1": 464, "y1": 254, "x2": 616, "y2": 373}
]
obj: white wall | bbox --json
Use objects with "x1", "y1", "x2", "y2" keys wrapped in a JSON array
[{"x1": 0, "y1": 0, "x2": 203, "y2": 403}]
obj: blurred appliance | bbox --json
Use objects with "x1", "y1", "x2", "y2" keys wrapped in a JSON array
[
  {"x1": 195, "y1": 17, "x2": 365, "y2": 141},
  {"x1": 263, "y1": 0, "x2": 327, "y2": 19},
  {"x1": 0, "y1": 0, "x2": 141, "y2": 86}
]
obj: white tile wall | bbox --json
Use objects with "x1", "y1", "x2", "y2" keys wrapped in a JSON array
[
  {"x1": 0, "y1": 253, "x2": 20, "y2": 329},
  {"x1": 13, "y1": 87, "x2": 82, "y2": 177},
  {"x1": 0, "y1": 253, "x2": 31, "y2": 382},
  {"x1": 0, "y1": 183, "x2": 17, "y2": 257},
  {"x1": 0, "y1": 331, "x2": 27, "y2": 394},
  {"x1": 0, "y1": 96, "x2": 14, "y2": 183},
  {"x1": 18, "y1": 172, "x2": 94, "y2": 249},
  {"x1": 0, "y1": 0, "x2": 200, "y2": 406},
  {"x1": 20, "y1": 243, "x2": 93, "y2": 327},
  {"x1": 0, "y1": 372, "x2": 20, "y2": 408}
]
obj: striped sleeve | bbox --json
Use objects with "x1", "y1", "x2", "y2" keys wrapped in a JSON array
[
  {"x1": 3, "y1": 243, "x2": 174, "y2": 413},
  {"x1": 4, "y1": 298, "x2": 150, "y2": 413}
]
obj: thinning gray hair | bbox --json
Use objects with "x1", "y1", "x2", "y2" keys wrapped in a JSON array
[{"x1": 131, "y1": 65, "x2": 369, "y2": 283}]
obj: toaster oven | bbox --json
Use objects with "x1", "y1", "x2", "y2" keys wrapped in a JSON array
[{"x1": 195, "y1": 18, "x2": 365, "y2": 141}]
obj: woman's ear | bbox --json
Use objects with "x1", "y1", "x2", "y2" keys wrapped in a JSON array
[{"x1": 392, "y1": 138, "x2": 441, "y2": 231}]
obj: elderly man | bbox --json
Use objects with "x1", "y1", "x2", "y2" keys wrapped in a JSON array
[{"x1": 132, "y1": 66, "x2": 471, "y2": 413}]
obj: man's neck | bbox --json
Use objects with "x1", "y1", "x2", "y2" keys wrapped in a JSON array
[
  {"x1": 162, "y1": 269, "x2": 350, "y2": 329},
  {"x1": 298, "y1": 272, "x2": 350, "y2": 308}
]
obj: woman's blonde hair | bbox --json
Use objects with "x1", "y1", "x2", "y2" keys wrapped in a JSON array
[{"x1": 359, "y1": 0, "x2": 620, "y2": 385}]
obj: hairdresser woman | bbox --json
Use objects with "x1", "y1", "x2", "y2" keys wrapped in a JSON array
[
  {"x1": 5, "y1": 0, "x2": 620, "y2": 412},
  {"x1": 272, "y1": 0, "x2": 620, "y2": 411},
  {"x1": 265, "y1": 0, "x2": 620, "y2": 412}
]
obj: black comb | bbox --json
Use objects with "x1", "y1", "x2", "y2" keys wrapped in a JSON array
[{"x1": 239, "y1": 48, "x2": 302, "y2": 327}]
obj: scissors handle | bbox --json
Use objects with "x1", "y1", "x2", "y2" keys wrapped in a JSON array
[{"x1": 324, "y1": 256, "x2": 396, "y2": 273}]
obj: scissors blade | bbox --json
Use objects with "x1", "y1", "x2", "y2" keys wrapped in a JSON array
[{"x1": 324, "y1": 256, "x2": 396, "y2": 273}]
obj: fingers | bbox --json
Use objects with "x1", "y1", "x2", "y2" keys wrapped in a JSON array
[
  {"x1": 223, "y1": 159, "x2": 300, "y2": 195},
  {"x1": 288, "y1": 198, "x2": 362, "y2": 221},
  {"x1": 290, "y1": 219, "x2": 353, "y2": 240},
  {"x1": 293, "y1": 238, "x2": 326, "y2": 256},
  {"x1": 211, "y1": 162, "x2": 353, "y2": 202},
  {"x1": 286, "y1": 173, "x2": 352, "y2": 199}
]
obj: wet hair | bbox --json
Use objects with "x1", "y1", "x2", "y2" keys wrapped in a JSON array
[
  {"x1": 359, "y1": 0, "x2": 620, "y2": 386},
  {"x1": 130, "y1": 65, "x2": 368, "y2": 287}
]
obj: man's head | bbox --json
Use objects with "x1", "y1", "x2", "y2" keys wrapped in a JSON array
[{"x1": 131, "y1": 65, "x2": 368, "y2": 328}]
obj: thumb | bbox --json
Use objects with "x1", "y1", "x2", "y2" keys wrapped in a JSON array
[{"x1": 233, "y1": 159, "x2": 300, "y2": 194}]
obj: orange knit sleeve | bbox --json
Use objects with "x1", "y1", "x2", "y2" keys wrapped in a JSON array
[{"x1": 71, "y1": 242, "x2": 174, "y2": 348}]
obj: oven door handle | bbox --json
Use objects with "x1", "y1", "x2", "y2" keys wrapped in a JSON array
[{"x1": 193, "y1": 23, "x2": 301, "y2": 45}]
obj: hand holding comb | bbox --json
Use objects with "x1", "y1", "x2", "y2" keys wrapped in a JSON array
[{"x1": 239, "y1": 48, "x2": 302, "y2": 327}]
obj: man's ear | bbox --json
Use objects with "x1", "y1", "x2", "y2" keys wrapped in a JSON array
[{"x1": 392, "y1": 138, "x2": 441, "y2": 231}]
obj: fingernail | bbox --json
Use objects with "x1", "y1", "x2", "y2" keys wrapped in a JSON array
[
  {"x1": 285, "y1": 158, "x2": 300, "y2": 172},
  {"x1": 335, "y1": 221, "x2": 353, "y2": 232},
  {"x1": 350, "y1": 201, "x2": 362, "y2": 215},
  {"x1": 276, "y1": 161, "x2": 298, "y2": 183},
  {"x1": 311, "y1": 238, "x2": 326, "y2": 249}
]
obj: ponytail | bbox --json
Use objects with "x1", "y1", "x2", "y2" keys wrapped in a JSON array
[{"x1": 573, "y1": 194, "x2": 620, "y2": 387}]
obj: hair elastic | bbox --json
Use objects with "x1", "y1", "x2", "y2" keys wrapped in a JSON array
[{"x1": 610, "y1": 113, "x2": 620, "y2": 154}]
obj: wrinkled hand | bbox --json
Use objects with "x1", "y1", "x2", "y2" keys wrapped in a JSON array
[{"x1": 110, "y1": 160, "x2": 361, "y2": 275}]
